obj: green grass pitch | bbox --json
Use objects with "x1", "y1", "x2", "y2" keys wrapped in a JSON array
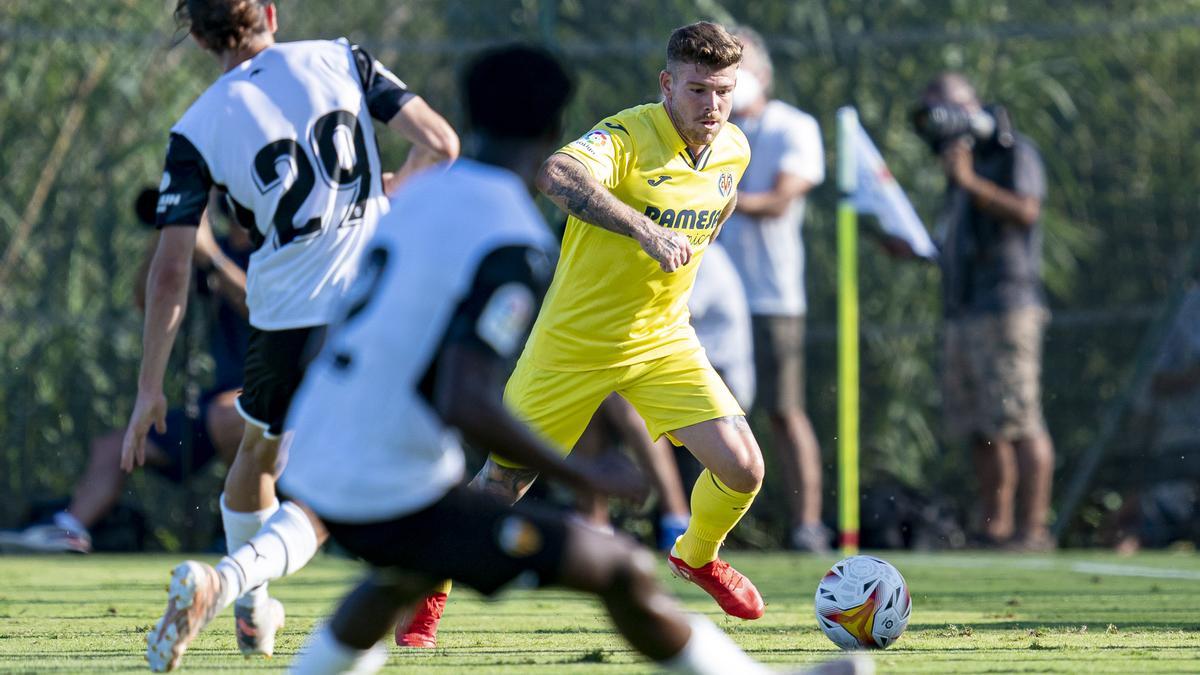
[{"x1": 1, "y1": 550, "x2": 1198, "y2": 673}]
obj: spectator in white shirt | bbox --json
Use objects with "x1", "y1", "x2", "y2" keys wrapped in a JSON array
[{"x1": 722, "y1": 27, "x2": 829, "y2": 552}]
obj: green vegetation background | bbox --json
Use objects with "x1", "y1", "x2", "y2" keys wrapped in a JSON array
[{"x1": 2, "y1": 1, "x2": 1198, "y2": 546}]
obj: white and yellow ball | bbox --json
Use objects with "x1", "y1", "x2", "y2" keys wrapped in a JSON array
[{"x1": 814, "y1": 555, "x2": 912, "y2": 650}]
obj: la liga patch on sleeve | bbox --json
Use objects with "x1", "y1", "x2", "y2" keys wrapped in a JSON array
[
  {"x1": 567, "y1": 129, "x2": 610, "y2": 158},
  {"x1": 476, "y1": 282, "x2": 536, "y2": 358}
]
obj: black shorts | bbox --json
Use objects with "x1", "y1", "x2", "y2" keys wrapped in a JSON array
[
  {"x1": 236, "y1": 326, "x2": 326, "y2": 438},
  {"x1": 145, "y1": 390, "x2": 223, "y2": 483},
  {"x1": 323, "y1": 485, "x2": 569, "y2": 597}
]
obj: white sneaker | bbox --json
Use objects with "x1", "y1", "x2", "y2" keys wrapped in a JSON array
[
  {"x1": 789, "y1": 523, "x2": 833, "y2": 554},
  {"x1": 146, "y1": 561, "x2": 224, "y2": 672},
  {"x1": 0, "y1": 524, "x2": 91, "y2": 554},
  {"x1": 235, "y1": 596, "x2": 286, "y2": 657}
]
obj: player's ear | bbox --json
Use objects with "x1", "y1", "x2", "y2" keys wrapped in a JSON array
[
  {"x1": 263, "y1": 3, "x2": 278, "y2": 34},
  {"x1": 659, "y1": 69, "x2": 672, "y2": 101}
]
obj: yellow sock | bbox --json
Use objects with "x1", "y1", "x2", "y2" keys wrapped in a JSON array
[
  {"x1": 673, "y1": 469, "x2": 758, "y2": 568},
  {"x1": 432, "y1": 579, "x2": 453, "y2": 595}
]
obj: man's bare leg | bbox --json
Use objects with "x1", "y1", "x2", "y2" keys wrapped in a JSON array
[
  {"x1": 310, "y1": 522, "x2": 772, "y2": 675},
  {"x1": 972, "y1": 436, "x2": 1017, "y2": 542},
  {"x1": 67, "y1": 430, "x2": 159, "y2": 532},
  {"x1": 604, "y1": 396, "x2": 691, "y2": 520},
  {"x1": 218, "y1": 422, "x2": 303, "y2": 656},
  {"x1": 1013, "y1": 431, "x2": 1055, "y2": 548},
  {"x1": 671, "y1": 416, "x2": 764, "y2": 494},
  {"x1": 146, "y1": 499, "x2": 325, "y2": 670},
  {"x1": 204, "y1": 390, "x2": 245, "y2": 466},
  {"x1": 569, "y1": 413, "x2": 611, "y2": 526},
  {"x1": 395, "y1": 457, "x2": 540, "y2": 648},
  {"x1": 224, "y1": 423, "x2": 282, "y2": 512},
  {"x1": 768, "y1": 406, "x2": 827, "y2": 550},
  {"x1": 666, "y1": 416, "x2": 766, "y2": 619}
]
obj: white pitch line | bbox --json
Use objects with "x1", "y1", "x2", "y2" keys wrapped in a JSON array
[
  {"x1": 1067, "y1": 561, "x2": 1200, "y2": 581},
  {"x1": 897, "y1": 554, "x2": 1200, "y2": 580}
]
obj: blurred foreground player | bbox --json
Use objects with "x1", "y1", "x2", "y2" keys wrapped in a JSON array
[
  {"x1": 130, "y1": 0, "x2": 457, "y2": 668},
  {"x1": 401, "y1": 21, "x2": 769, "y2": 647},
  {"x1": 140, "y1": 45, "x2": 811, "y2": 675}
]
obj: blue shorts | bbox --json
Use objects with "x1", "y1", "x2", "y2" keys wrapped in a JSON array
[{"x1": 146, "y1": 391, "x2": 220, "y2": 483}]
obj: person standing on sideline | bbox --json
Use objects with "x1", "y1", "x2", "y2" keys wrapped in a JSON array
[
  {"x1": 721, "y1": 27, "x2": 829, "y2": 552},
  {"x1": 905, "y1": 72, "x2": 1055, "y2": 551}
]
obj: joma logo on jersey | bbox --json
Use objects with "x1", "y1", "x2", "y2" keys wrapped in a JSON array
[
  {"x1": 644, "y1": 205, "x2": 721, "y2": 230},
  {"x1": 717, "y1": 170, "x2": 734, "y2": 197}
]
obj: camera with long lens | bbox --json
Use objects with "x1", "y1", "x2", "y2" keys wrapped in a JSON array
[{"x1": 910, "y1": 103, "x2": 1013, "y2": 154}]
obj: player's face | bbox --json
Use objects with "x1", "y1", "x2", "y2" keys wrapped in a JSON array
[{"x1": 660, "y1": 62, "x2": 738, "y2": 149}]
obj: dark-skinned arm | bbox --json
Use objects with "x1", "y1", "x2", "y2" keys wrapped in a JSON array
[{"x1": 435, "y1": 343, "x2": 646, "y2": 501}]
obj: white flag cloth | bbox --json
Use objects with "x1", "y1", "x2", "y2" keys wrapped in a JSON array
[{"x1": 848, "y1": 113, "x2": 938, "y2": 260}]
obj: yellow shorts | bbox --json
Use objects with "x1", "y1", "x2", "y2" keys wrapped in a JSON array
[{"x1": 493, "y1": 344, "x2": 744, "y2": 468}]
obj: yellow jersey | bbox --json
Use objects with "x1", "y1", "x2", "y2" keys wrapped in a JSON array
[{"x1": 525, "y1": 102, "x2": 750, "y2": 371}]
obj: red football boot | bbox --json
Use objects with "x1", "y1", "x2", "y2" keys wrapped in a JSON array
[
  {"x1": 666, "y1": 552, "x2": 765, "y2": 620},
  {"x1": 395, "y1": 592, "x2": 448, "y2": 648}
]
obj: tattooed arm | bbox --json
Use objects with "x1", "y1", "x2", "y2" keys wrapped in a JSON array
[{"x1": 536, "y1": 153, "x2": 692, "y2": 272}]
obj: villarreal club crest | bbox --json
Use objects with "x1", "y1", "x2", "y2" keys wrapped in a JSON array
[{"x1": 717, "y1": 170, "x2": 733, "y2": 197}]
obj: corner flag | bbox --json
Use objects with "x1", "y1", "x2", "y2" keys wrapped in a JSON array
[
  {"x1": 833, "y1": 107, "x2": 931, "y2": 555},
  {"x1": 844, "y1": 108, "x2": 937, "y2": 259}
]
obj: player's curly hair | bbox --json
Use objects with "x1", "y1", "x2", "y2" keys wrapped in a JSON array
[
  {"x1": 175, "y1": 0, "x2": 270, "y2": 53},
  {"x1": 667, "y1": 21, "x2": 743, "y2": 71}
]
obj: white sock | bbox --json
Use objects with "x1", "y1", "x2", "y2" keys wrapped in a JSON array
[
  {"x1": 221, "y1": 493, "x2": 279, "y2": 607},
  {"x1": 290, "y1": 624, "x2": 389, "y2": 675},
  {"x1": 661, "y1": 615, "x2": 770, "y2": 675},
  {"x1": 215, "y1": 500, "x2": 319, "y2": 610}
]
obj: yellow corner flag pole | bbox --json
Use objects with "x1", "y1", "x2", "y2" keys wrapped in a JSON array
[{"x1": 836, "y1": 108, "x2": 861, "y2": 556}]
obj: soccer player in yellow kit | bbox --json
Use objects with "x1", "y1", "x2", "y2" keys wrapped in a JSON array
[{"x1": 399, "y1": 22, "x2": 766, "y2": 647}]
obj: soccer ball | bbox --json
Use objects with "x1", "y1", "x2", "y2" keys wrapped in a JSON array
[{"x1": 814, "y1": 555, "x2": 911, "y2": 650}]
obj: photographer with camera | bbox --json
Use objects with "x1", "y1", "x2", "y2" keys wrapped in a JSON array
[{"x1": 903, "y1": 72, "x2": 1056, "y2": 551}]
